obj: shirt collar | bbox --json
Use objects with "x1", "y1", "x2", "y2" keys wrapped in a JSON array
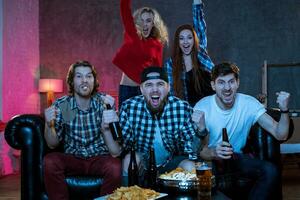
[{"x1": 69, "y1": 94, "x2": 99, "y2": 110}]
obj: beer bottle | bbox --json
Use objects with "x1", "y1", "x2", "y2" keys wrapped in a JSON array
[
  {"x1": 222, "y1": 128, "x2": 232, "y2": 172},
  {"x1": 222, "y1": 128, "x2": 230, "y2": 145},
  {"x1": 106, "y1": 104, "x2": 122, "y2": 143},
  {"x1": 147, "y1": 147, "x2": 157, "y2": 189},
  {"x1": 128, "y1": 143, "x2": 139, "y2": 186}
]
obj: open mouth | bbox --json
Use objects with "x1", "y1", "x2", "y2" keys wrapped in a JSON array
[
  {"x1": 222, "y1": 91, "x2": 233, "y2": 101},
  {"x1": 81, "y1": 85, "x2": 89, "y2": 91},
  {"x1": 151, "y1": 95, "x2": 160, "y2": 106},
  {"x1": 143, "y1": 28, "x2": 149, "y2": 36},
  {"x1": 182, "y1": 45, "x2": 192, "y2": 54}
]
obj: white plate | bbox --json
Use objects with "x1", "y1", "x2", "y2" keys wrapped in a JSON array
[{"x1": 94, "y1": 192, "x2": 168, "y2": 200}]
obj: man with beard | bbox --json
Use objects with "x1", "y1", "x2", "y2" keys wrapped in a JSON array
[
  {"x1": 44, "y1": 61, "x2": 122, "y2": 199},
  {"x1": 119, "y1": 66, "x2": 202, "y2": 185},
  {"x1": 193, "y1": 62, "x2": 291, "y2": 199}
]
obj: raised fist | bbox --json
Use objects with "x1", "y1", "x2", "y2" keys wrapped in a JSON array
[{"x1": 276, "y1": 91, "x2": 290, "y2": 111}]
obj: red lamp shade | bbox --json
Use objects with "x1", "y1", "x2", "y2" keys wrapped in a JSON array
[{"x1": 39, "y1": 79, "x2": 63, "y2": 107}]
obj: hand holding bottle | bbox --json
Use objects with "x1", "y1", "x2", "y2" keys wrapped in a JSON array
[
  {"x1": 103, "y1": 104, "x2": 122, "y2": 142},
  {"x1": 215, "y1": 143, "x2": 233, "y2": 160},
  {"x1": 215, "y1": 128, "x2": 233, "y2": 160}
]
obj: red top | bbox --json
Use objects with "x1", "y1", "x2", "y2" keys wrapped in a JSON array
[{"x1": 113, "y1": 0, "x2": 163, "y2": 84}]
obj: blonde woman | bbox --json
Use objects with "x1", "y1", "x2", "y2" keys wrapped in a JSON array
[{"x1": 113, "y1": 0, "x2": 168, "y2": 106}]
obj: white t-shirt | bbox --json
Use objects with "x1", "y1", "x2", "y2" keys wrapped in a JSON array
[{"x1": 194, "y1": 93, "x2": 266, "y2": 153}]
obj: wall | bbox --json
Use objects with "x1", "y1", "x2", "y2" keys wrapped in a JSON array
[
  {"x1": 39, "y1": 0, "x2": 300, "y2": 110},
  {"x1": 204, "y1": 0, "x2": 300, "y2": 109},
  {"x1": 2, "y1": 0, "x2": 40, "y2": 121},
  {"x1": 0, "y1": 0, "x2": 3, "y2": 120},
  {"x1": 39, "y1": 0, "x2": 122, "y2": 110}
]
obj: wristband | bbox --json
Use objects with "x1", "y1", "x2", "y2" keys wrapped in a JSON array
[
  {"x1": 280, "y1": 109, "x2": 289, "y2": 113},
  {"x1": 196, "y1": 128, "x2": 208, "y2": 137}
]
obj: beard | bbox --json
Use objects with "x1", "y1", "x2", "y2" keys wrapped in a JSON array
[
  {"x1": 74, "y1": 85, "x2": 93, "y2": 98},
  {"x1": 145, "y1": 95, "x2": 168, "y2": 115}
]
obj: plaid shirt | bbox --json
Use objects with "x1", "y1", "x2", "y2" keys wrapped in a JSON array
[
  {"x1": 164, "y1": 2, "x2": 214, "y2": 101},
  {"x1": 54, "y1": 93, "x2": 109, "y2": 158},
  {"x1": 119, "y1": 95, "x2": 198, "y2": 160}
]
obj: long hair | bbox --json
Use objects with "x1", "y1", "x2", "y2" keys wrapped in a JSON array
[
  {"x1": 67, "y1": 60, "x2": 99, "y2": 96},
  {"x1": 172, "y1": 24, "x2": 206, "y2": 99},
  {"x1": 133, "y1": 7, "x2": 168, "y2": 45}
]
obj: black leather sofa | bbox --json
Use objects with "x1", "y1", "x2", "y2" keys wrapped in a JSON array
[
  {"x1": 5, "y1": 114, "x2": 103, "y2": 200},
  {"x1": 4, "y1": 109, "x2": 293, "y2": 200}
]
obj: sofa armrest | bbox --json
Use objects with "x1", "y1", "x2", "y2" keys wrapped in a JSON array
[
  {"x1": 4, "y1": 114, "x2": 46, "y2": 200},
  {"x1": 243, "y1": 109, "x2": 294, "y2": 165},
  {"x1": 5, "y1": 114, "x2": 45, "y2": 149}
]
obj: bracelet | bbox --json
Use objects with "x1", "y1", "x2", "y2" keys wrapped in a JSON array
[{"x1": 280, "y1": 109, "x2": 289, "y2": 113}]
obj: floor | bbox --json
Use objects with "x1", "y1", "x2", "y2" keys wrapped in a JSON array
[{"x1": 0, "y1": 156, "x2": 299, "y2": 200}]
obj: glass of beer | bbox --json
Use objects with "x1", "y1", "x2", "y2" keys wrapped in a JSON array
[{"x1": 196, "y1": 162, "x2": 212, "y2": 200}]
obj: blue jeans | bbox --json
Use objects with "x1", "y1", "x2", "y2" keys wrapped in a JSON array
[
  {"x1": 119, "y1": 85, "x2": 141, "y2": 108},
  {"x1": 214, "y1": 154, "x2": 280, "y2": 200}
]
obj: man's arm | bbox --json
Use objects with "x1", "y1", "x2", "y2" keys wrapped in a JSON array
[
  {"x1": 44, "y1": 106, "x2": 60, "y2": 149},
  {"x1": 102, "y1": 129, "x2": 122, "y2": 157},
  {"x1": 257, "y1": 91, "x2": 290, "y2": 141},
  {"x1": 199, "y1": 135, "x2": 215, "y2": 160}
]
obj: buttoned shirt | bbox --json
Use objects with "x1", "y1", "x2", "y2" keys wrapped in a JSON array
[
  {"x1": 164, "y1": 2, "x2": 214, "y2": 101},
  {"x1": 119, "y1": 95, "x2": 198, "y2": 160},
  {"x1": 54, "y1": 93, "x2": 109, "y2": 158}
]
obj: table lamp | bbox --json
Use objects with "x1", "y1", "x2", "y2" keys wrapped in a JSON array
[{"x1": 39, "y1": 79, "x2": 63, "y2": 107}]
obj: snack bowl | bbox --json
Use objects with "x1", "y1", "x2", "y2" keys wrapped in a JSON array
[{"x1": 157, "y1": 176, "x2": 216, "y2": 192}]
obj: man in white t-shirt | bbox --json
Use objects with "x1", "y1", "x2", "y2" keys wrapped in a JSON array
[{"x1": 192, "y1": 62, "x2": 290, "y2": 200}]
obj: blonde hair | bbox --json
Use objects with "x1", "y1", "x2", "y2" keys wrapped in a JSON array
[{"x1": 133, "y1": 7, "x2": 168, "y2": 45}]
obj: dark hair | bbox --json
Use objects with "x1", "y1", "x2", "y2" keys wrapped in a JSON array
[
  {"x1": 171, "y1": 24, "x2": 206, "y2": 99},
  {"x1": 211, "y1": 62, "x2": 240, "y2": 81},
  {"x1": 66, "y1": 60, "x2": 99, "y2": 95}
]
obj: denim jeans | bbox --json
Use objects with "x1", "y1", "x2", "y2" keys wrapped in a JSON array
[
  {"x1": 118, "y1": 85, "x2": 141, "y2": 108},
  {"x1": 214, "y1": 154, "x2": 280, "y2": 200}
]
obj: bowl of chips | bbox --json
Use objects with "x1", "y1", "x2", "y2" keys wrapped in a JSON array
[
  {"x1": 106, "y1": 185, "x2": 163, "y2": 200},
  {"x1": 158, "y1": 167, "x2": 216, "y2": 191}
]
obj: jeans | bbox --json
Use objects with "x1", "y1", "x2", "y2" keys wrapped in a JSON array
[
  {"x1": 118, "y1": 85, "x2": 141, "y2": 108},
  {"x1": 44, "y1": 152, "x2": 121, "y2": 200},
  {"x1": 214, "y1": 154, "x2": 280, "y2": 200}
]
